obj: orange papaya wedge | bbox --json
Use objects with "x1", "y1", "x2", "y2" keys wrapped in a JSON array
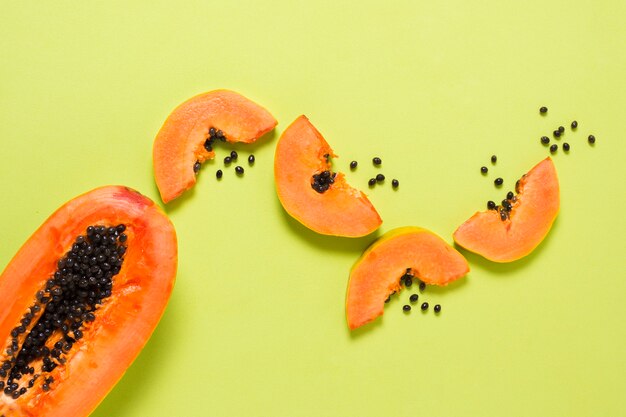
[
  {"x1": 274, "y1": 115, "x2": 382, "y2": 237},
  {"x1": 153, "y1": 89, "x2": 277, "y2": 203},
  {"x1": 346, "y1": 227, "x2": 469, "y2": 330},
  {"x1": 453, "y1": 157, "x2": 560, "y2": 262}
]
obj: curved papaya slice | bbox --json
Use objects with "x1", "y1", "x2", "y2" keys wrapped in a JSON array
[
  {"x1": 274, "y1": 115, "x2": 382, "y2": 237},
  {"x1": 453, "y1": 157, "x2": 559, "y2": 262},
  {"x1": 0, "y1": 186, "x2": 177, "y2": 417},
  {"x1": 153, "y1": 89, "x2": 277, "y2": 203},
  {"x1": 346, "y1": 227, "x2": 469, "y2": 330}
]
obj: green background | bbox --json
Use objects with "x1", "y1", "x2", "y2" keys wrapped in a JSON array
[{"x1": 1, "y1": 1, "x2": 625, "y2": 416}]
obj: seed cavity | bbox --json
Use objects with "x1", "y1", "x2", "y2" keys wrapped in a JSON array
[
  {"x1": 311, "y1": 170, "x2": 336, "y2": 193},
  {"x1": 0, "y1": 225, "x2": 127, "y2": 399}
]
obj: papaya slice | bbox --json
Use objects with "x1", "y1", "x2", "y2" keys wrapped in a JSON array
[
  {"x1": 0, "y1": 186, "x2": 177, "y2": 417},
  {"x1": 274, "y1": 115, "x2": 382, "y2": 237},
  {"x1": 346, "y1": 227, "x2": 469, "y2": 330},
  {"x1": 453, "y1": 157, "x2": 559, "y2": 262},
  {"x1": 153, "y1": 89, "x2": 277, "y2": 203}
]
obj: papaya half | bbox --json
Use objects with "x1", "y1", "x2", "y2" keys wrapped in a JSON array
[
  {"x1": 453, "y1": 157, "x2": 559, "y2": 262},
  {"x1": 346, "y1": 227, "x2": 469, "y2": 330},
  {"x1": 0, "y1": 186, "x2": 177, "y2": 417},
  {"x1": 274, "y1": 115, "x2": 382, "y2": 237},
  {"x1": 153, "y1": 89, "x2": 277, "y2": 203}
]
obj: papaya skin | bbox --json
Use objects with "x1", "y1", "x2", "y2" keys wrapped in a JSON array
[
  {"x1": 274, "y1": 115, "x2": 382, "y2": 237},
  {"x1": 346, "y1": 227, "x2": 469, "y2": 330},
  {"x1": 453, "y1": 157, "x2": 560, "y2": 263},
  {"x1": 0, "y1": 186, "x2": 177, "y2": 417},
  {"x1": 153, "y1": 89, "x2": 277, "y2": 203}
]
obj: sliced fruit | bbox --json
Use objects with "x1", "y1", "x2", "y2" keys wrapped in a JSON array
[
  {"x1": 274, "y1": 115, "x2": 382, "y2": 237},
  {"x1": 0, "y1": 186, "x2": 177, "y2": 417},
  {"x1": 346, "y1": 227, "x2": 469, "y2": 330},
  {"x1": 453, "y1": 157, "x2": 559, "y2": 262},
  {"x1": 153, "y1": 89, "x2": 277, "y2": 203}
]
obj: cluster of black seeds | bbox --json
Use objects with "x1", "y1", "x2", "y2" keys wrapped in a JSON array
[
  {"x1": 311, "y1": 170, "x2": 336, "y2": 193},
  {"x1": 385, "y1": 269, "x2": 441, "y2": 315},
  {"x1": 538, "y1": 107, "x2": 597, "y2": 153},
  {"x1": 486, "y1": 186, "x2": 520, "y2": 221},
  {"x1": 195, "y1": 127, "x2": 255, "y2": 179},
  {"x1": 0, "y1": 224, "x2": 127, "y2": 399}
]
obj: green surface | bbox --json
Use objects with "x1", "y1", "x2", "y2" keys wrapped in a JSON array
[{"x1": 1, "y1": 1, "x2": 625, "y2": 416}]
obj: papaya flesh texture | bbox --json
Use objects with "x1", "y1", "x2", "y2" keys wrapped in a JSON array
[
  {"x1": 0, "y1": 186, "x2": 177, "y2": 417},
  {"x1": 274, "y1": 115, "x2": 382, "y2": 237},
  {"x1": 453, "y1": 157, "x2": 559, "y2": 263},
  {"x1": 346, "y1": 227, "x2": 469, "y2": 330},
  {"x1": 153, "y1": 89, "x2": 277, "y2": 203}
]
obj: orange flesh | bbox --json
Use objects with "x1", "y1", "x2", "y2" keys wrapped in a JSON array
[
  {"x1": 453, "y1": 157, "x2": 559, "y2": 262},
  {"x1": 346, "y1": 227, "x2": 469, "y2": 330},
  {"x1": 153, "y1": 89, "x2": 277, "y2": 203},
  {"x1": 274, "y1": 115, "x2": 382, "y2": 237},
  {"x1": 0, "y1": 186, "x2": 177, "y2": 417}
]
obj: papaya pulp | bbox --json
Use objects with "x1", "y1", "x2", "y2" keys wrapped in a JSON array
[
  {"x1": 153, "y1": 89, "x2": 277, "y2": 203},
  {"x1": 454, "y1": 157, "x2": 559, "y2": 262},
  {"x1": 346, "y1": 227, "x2": 469, "y2": 330},
  {"x1": 274, "y1": 115, "x2": 382, "y2": 237},
  {"x1": 0, "y1": 186, "x2": 177, "y2": 417}
]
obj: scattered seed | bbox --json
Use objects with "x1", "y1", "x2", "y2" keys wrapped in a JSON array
[
  {"x1": 553, "y1": 130, "x2": 561, "y2": 138},
  {"x1": 391, "y1": 179, "x2": 399, "y2": 188},
  {"x1": 571, "y1": 121, "x2": 578, "y2": 129},
  {"x1": 494, "y1": 177, "x2": 503, "y2": 186},
  {"x1": 419, "y1": 282, "x2": 426, "y2": 291},
  {"x1": 539, "y1": 106, "x2": 548, "y2": 114},
  {"x1": 434, "y1": 304, "x2": 441, "y2": 313},
  {"x1": 376, "y1": 174, "x2": 385, "y2": 183},
  {"x1": 372, "y1": 157, "x2": 382, "y2": 166},
  {"x1": 550, "y1": 144, "x2": 558, "y2": 153},
  {"x1": 403, "y1": 305, "x2": 411, "y2": 312},
  {"x1": 563, "y1": 142, "x2": 570, "y2": 151},
  {"x1": 224, "y1": 156, "x2": 231, "y2": 164},
  {"x1": 491, "y1": 155, "x2": 497, "y2": 163},
  {"x1": 409, "y1": 294, "x2": 419, "y2": 303},
  {"x1": 193, "y1": 161, "x2": 201, "y2": 173},
  {"x1": 506, "y1": 191, "x2": 514, "y2": 200},
  {"x1": 588, "y1": 135, "x2": 596, "y2": 144},
  {"x1": 541, "y1": 136, "x2": 550, "y2": 145},
  {"x1": 204, "y1": 139, "x2": 212, "y2": 152},
  {"x1": 350, "y1": 161, "x2": 357, "y2": 170},
  {"x1": 481, "y1": 166, "x2": 488, "y2": 174},
  {"x1": 368, "y1": 178, "x2": 376, "y2": 186},
  {"x1": 230, "y1": 151, "x2": 238, "y2": 161},
  {"x1": 235, "y1": 166, "x2": 244, "y2": 175},
  {"x1": 216, "y1": 169, "x2": 223, "y2": 179},
  {"x1": 405, "y1": 277, "x2": 413, "y2": 287},
  {"x1": 248, "y1": 155, "x2": 255, "y2": 165},
  {"x1": 558, "y1": 126, "x2": 565, "y2": 133},
  {"x1": 487, "y1": 200, "x2": 496, "y2": 210},
  {"x1": 421, "y1": 302, "x2": 429, "y2": 311}
]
